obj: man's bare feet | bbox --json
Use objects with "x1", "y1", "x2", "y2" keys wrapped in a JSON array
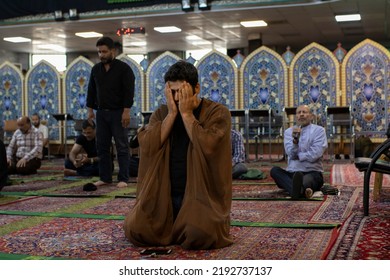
[
  {"x1": 94, "y1": 180, "x2": 110, "y2": 187},
  {"x1": 116, "y1": 181, "x2": 128, "y2": 188},
  {"x1": 305, "y1": 188, "x2": 313, "y2": 199}
]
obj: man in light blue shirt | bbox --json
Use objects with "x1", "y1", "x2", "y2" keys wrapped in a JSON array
[{"x1": 270, "y1": 105, "x2": 328, "y2": 199}]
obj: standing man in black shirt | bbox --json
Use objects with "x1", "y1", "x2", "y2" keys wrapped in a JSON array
[{"x1": 87, "y1": 36, "x2": 135, "y2": 188}]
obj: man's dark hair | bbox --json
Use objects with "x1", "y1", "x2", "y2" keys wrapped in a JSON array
[
  {"x1": 114, "y1": 41, "x2": 123, "y2": 53},
  {"x1": 164, "y1": 60, "x2": 199, "y2": 89},
  {"x1": 82, "y1": 119, "x2": 96, "y2": 130},
  {"x1": 32, "y1": 113, "x2": 40, "y2": 120},
  {"x1": 96, "y1": 37, "x2": 114, "y2": 49}
]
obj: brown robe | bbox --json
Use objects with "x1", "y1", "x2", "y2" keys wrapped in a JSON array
[{"x1": 124, "y1": 98, "x2": 233, "y2": 249}]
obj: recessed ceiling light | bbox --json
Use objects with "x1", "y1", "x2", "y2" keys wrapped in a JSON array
[
  {"x1": 3, "y1": 37, "x2": 31, "y2": 43},
  {"x1": 335, "y1": 14, "x2": 361, "y2": 22},
  {"x1": 240, "y1": 20, "x2": 268, "y2": 28},
  {"x1": 153, "y1": 26, "x2": 182, "y2": 33},
  {"x1": 75, "y1": 32, "x2": 103, "y2": 38}
]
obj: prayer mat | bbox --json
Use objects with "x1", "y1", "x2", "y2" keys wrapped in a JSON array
[
  {"x1": 0, "y1": 217, "x2": 338, "y2": 260},
  {"x1": 309, "y1": 185, "x2": 361, "y2": 224},
  {"x1": 0, "y1": 196, "x2": 92, "y2": 213},
  {"x1": 0, "y1": 215, "x2": 26, "y2": 227},
  {"x1": 232, "y1": 184, "x2": 285, "y2": 199},
  {"x1": 52, "y1": 184, "x2": 136, "y2": 196},
  {"x1": 231, "y1": 200, "x2": 324, "y2": 224},
  {"x1": 82, "y1": 198, "x2": 135, "y2": 216},
  {"x1": 2, "y1": 180, "x2": 63, "y2": 192}
]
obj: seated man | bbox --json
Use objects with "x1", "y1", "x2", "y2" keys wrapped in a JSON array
[
  {"x1": 0, "y1": 139, "x2": 7, "y2": 191},
  {"x1": 270, "y1": 105, "x2": 328, "y2": 199},
  {"x1": 124, "y1": 61, "x2": 233, "y2": 250},
  {"x1": 31, "y1": 113, "x2": 49, "y2": 158},
  {"x1": 231, "y1": 129, "x2": 248, "y2": 179},
  {"x1": 64, "y1": 120, "x2": 99, "y2": 177},
  {"x1": 6, "y1": 116, "x2": 43, "y2": 175}
]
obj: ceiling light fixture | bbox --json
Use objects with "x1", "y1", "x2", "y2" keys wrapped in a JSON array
[
  {"x1": 69, "y1": 9, "x2": 79, "y2": 20},
  {"x1": 240, "y1": 20, "x2": 268, "y2": 28},
  {"x1": 182, "y1": 0, "x2": 194, "y2": 12},
  {"x1": 154, "y1": 26, "x2": 182, "y2": 33},
  {"x1": 198, "y1": 0, "x2": 210, "y2": 11},
  {"x1": 54, "y1": 10, "x2": 64, "y2": 21},
  {"x1": 75, "y1": 32, "x2": 103, "y2": 38},
  {"x1": 3, "y1": 37, "x2": 31, "y2": 43},
  {"x1": 335, "y1": 14, "x2": 361, "y2": 22}
]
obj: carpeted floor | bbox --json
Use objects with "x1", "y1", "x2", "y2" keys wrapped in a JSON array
[
  {"x1": 0, "y1": 158, "x2": 389, "y2": 260},
  {"x1": 326, "y1": 187, "x2": 390, "y2": 259},
  {"x1": 331, "y1": 163, "x2": 390, "y2": 186}
]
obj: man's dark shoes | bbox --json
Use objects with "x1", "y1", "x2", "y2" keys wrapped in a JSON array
[
  {"x1": 321, "y1": 185, "x2": 339, "y2": 195},
  {"x1": 292, "y1": 172, "x2": 303, "y2": 199},
  {"x1": 83, "y1": 183, "x2": 97, "y2": 192}
]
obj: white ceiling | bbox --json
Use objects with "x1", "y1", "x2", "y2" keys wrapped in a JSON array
[{"x1": 0, "y1": 0, "x2": 388, "y2": 56}]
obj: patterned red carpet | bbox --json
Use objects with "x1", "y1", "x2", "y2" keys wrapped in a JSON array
[
  {"x1": 326, "y1": 188, "x2": 390, "y2": 259},
  {"x1": 331, "y1": 163, "x2": 390, "y2": 186},
  {"x1": 0, "y1": 159, "x2": 389, "y2": 259}
]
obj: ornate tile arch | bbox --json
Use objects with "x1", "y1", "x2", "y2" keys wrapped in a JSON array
[
  {"x1": 118, "y1": 54, "x2": 145, "y2": 125},
  {"x1": 64, "y1": 56, "x2": 93, "y2": 119},
  {"x1": 290, "y1": 42, "x2": 340, "y2": 126},
  {"x1": 232, "y1": 50, "x2": 245, "y2": 68},
  {"x1": 145, "y1": 51, "x2": 181, "y2": 111},
  {"x1": 333, "y1": 42, "x2": 347, "y2": 63},
  {"x1": 0, "y1": 62, "x2": 23, "y2": 123},
  {"x1": 342, "y1": 39, "x2": 390, "y2": 136},
  {"x1": 63, "y1": 56, "x2": 93, "y2": 138},
  {"x1": 240, "y1": 46, "x2": 288, "y2": 114},
  {"x1": 282, "y1": 46, "x2": 295, "y2": 67},
  {"x1": 25, "y1": 60, "x2": 61, "y2": 141},
  {"x1": 196, "y1": 50, "x2": 238, "y2": 109}
]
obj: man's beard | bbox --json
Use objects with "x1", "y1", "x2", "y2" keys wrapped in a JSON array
[{"x1": 101, "y1": 57, "x2": 113, "y2": 64}]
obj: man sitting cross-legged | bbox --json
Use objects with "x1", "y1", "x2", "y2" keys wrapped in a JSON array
[
  {"x1": 64, "y1": 120, "x2": 99, "y2": 177},
  {"x1": 6, "y1": 116, "x2": 43, "y2": 175},
  {"x1": 270, "y1": 105, "x2": 328, "y2": 199}
]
